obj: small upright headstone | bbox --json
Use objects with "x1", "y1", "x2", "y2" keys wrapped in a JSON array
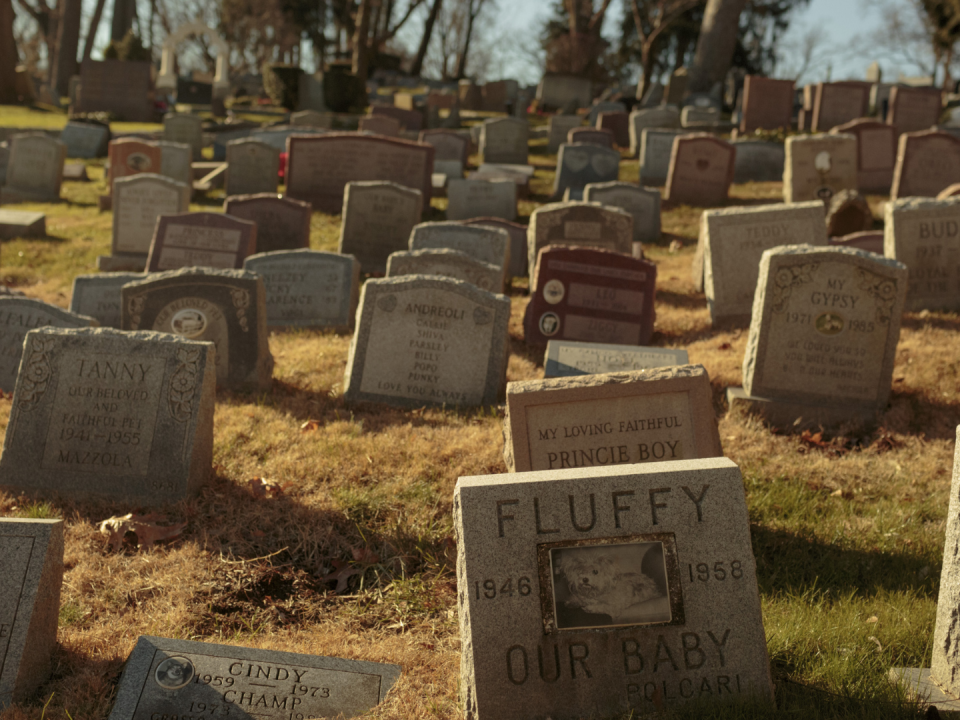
[
  {"x1": 60, "y1": 121, "x2": 109, "y2": 158},
  {"x1": 122, "y1": 268, "x2": 273, "y2": 391},
  {"x1": 157, "y1": 141, "x2": 191, "y2": 187},
  {"x1": 567, "y1": 127, "x2": 615, "y2": 149},
  {"x1": 740, "y1": 75, "x2": 794, "y2": 132},
  {"x1": 343, "y1": 276, "x2": 510, "y2": 408},
  {"x1": 386, "y1": 248, "x2": 502, "y2": 292},
  {"x1": 371, "y1": 104, "x2": 423, "y2": 132},
  {"x1": 665, "y1": 135, "x2": 735, "y2": 206},
  {"x1": 890, "y1": 129, "x2": 960, "y2": 199},
  {"x1": 0, "y1": 327, "x2": 215, "y2": 501},
  {"x1": 105, "y1": 174, "x2": 190, "y2": 270},
  {"x1": 162, "y1": 112, "x2": 204, "y2": 160},
  {"x1": 446, "y1": 178, "x2": 517, "y2": 221},
  {"x1": 527, "y1": 202, "x2": 633, "y2": 272},
  {"x1": 480, "y1": 118, "x2": 529, "y2": 165},
  {"x1": 107, "y1": 139, "x2": 162, "y2": 191},
  {"x1": 0, "y1": 210, "x2": 45, "y2": 240},
  {"x1": 460, "y1": 217, "x2": 528, "y2": 278},
  {"x1": 582, "y1": 182, "x2": 661, "y2": 249},
  {"x1": 0, "y1": 518, "x2": 63, "y2": 705},
  {"x1": 639, "y1": 129, "x2": 684, "y2": 185},
  {"x1": 811, "y1": 82, "x2": 870, "y2": 132},
  {"x1": 224, "y1": 193, "x2": 311, "y2": 253},
  {"x1": 359, "y1": 115, "x2": 402, "y2": 137},
  {"x1": 731, "y1": 140, "x2": 785, "y2": 183},
  {"x1": 597, "y1": 111, "x2": 630, "y2": 147},
  {"x1": 887, "y1": 85, "x2": 942, "y2": 134},
  {"x1": 146, "y1": 212, "x2": 257, "y2": 272},
  {"x1": 783, "y1": 133, "x2": 857, "y2": 204},
  {"x1": 586, "y1": 101, "x2": 627, "y2": 125},
  {"x1": 628, "y1": 106, "x2": 681, "y2": 157},
  {"x1": 339, "y1": 181, "x2": 424, "y2": 274},
  {"x1": 553, "y1": 143, "x2": 620, "y2": 200},
  {"x1": 70, "y1": 273, "x2": 144, "y2": 328},
  {"x1": 525, "y1": 246, "x2": 656, "y2": 346},
  {"x1": 224, "y1": 138, "x2": 280, "y2": 197},
  {"x1": 244, "y1": 249, "x2": 360, "y2": 330},
  {"x1": 409, "y1": 221, "x2": 510, "y2": 288},
  {"x1": 830, "y1": 118, "x2": 896, "y2": 193},
  {"x1": 730, "y1": 245, "x2": 908, "y2": 428},
  {"x1": 0, "y1": 134, "x2": 66, "y2": 203},
  {"x1": 543, "y1": 340, "x2": 688, "y2": 378},
  {"x1": 548, "y1": 115, "x2": 583, "y2": 153}
]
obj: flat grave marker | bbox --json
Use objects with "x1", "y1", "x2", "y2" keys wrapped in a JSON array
[
  {"x1": 0, "y1": 210, "x2": 45, "y2": 240},
  {"x1": 543, "y1": 340, "x2": 689, "y2": 378}
]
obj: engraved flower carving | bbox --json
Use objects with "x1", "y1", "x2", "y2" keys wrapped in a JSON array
[
  {"x1": 770, "y1": 262, "x2": 819, "y2": 313},
  {"x1": 857, "y1": 269, "x2": 897, "y2": 325}
]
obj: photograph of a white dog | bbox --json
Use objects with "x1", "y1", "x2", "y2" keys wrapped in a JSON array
[{"x1": 550, "y1": 541, "x2": 671, "y2": 630}]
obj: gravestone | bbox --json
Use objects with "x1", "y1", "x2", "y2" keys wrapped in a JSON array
[
  {"x1": 0, "y1": 518, "x2": 62, "y2": 706},
  {"x1": 890, "y1": 129, "x2": 960, "y2": 199},
  {"x1": 339, "y1": 181, "x2": 424, "y2": 274},
  {"x1": 121, "y1": 268, "x2": 273, "y2": 391},
  {"x1": 386, "y1": 248, "x2": 502, "y2": 292},
  {"x1": 548, "y1": 115, "x2": 583, "y2": 154},
  {"x1": 224, "y1": 194, "x2": 311, "y2": 254},
  {"x1": 297, "y1": 74, "x2": 328, "y2": 112},
  {"x1": 0, "y1": 298, "x2": 97, "y2": 391},
  {"x1": 60, "y1": 121, "x2": 109, "y2": 158},
  {"x1": 286, "y1": 134, "x2": 434, "y2": 213},
  {"x1": 830, "y1": 231, "x2": 884, "y2": 255},
  {"x1": 629, "y1": 107, "x2": 681, "y2": 157},
  {"x1": 0, "y1": 142, "x2": 8, "y2": 184},
  {"x1": 70, "y1": 273, "x2": 144, "y2": 328},
  {"x1": 252, "y1": 126, "x2": 323, "y2": 152},
  {"x1": 665, "y1": 135, "x2": 735, "y2": 206},
  {"x1": 597, "y1": 111, "x2": 630, "y2": 147},
  {"x1": 371, "y1": 104, "x2": 423, "y2": 132},
  {"x1": 409, "y1": 222, "x2": 510, "y2": 289},
  {"x1": 455, "y1": 457, "x2": 774, "y2": 719},
  {"x1": 343, "y1": 276, "x2": 510, "y2": 408},
  {"x1": 640, "y1": 129, "x2": 684, "y2": 186},
  {"x1": 587, "y1": 101, "x2": 627, "y2": 125},
  {"x1": 567, "y1": 128, "x2": 615, "y2": 149},
  {"x1": 582, "y1": 182, "x2": 660, "y2": 249},
  {"x1": 887, "y1": 85, "x2": 942, "y2": 134},
  {"x1": 731, "y1": 140, "x2": 784, "y2": 183},
  {"x1": 783, "y1": 134, "x2": 857, "y2": 204},
  {"x1": 0, "y1": 327, "x2": 215, "y2": 501},
  {"x1": 359, "y1": 115, "x2": 401, "y2": 137},
  {"x1": 553, "y1": 143, "x2": 620, "y2": 200},
  {"x1": 680, "y1": 106, "x2": 721, "y2": 128},
  {"x1": 435, "y1": 159, "x2": 464, "y2": 179},
  {"x1": 224, "y1": 138, "x2": 280, "y2": 197},
  {"x1": 0, "y1": 134, "x2": 65, "y2": 203},
  {"x1": 460, "y1": 217, "x2": 528, "y2": 278},
  {"x1": 537, "y1": 75, "x2": 592, "y2": 111},
  {"x1": 730, "y1": 245, "x2": 907, "y2": 428},
  {"x1": 158, "y1": 141, "x2": 191, "y2": 188},
  {"x1": 0, "y1": 210, "x2": 45, "y2": 240},
  {"x1": 447, "y1": 179, "x2": 517, "y2": 221},
  {"x1": 740, "y1": 75, "x2": 794, "y2": 132},
  {"x1": 110, "y1": 636, "x2": 401, "y2": 720},
  {"x1": 525, "y1": 246, "x2": 656, "y2": 346},
  {"x1": 146, "y1": 212, "x2": 257, "y2": 272},
  {"x1": 503, "y1": 364, "x2": 722, "y2": 472},
  {"x1": 163, "y1": 113, "x2": 203, "y2": 160},
  {"x1": 244, "y1": 249, "x2": 360, "y2": 330},
  {"x1": 543, "y1": 340, "x2": 688, "y2": 378},
  {"x1": 108, "y1": 139, "x2": 162, "y2": 191},
  {"x1": 811, "y1": 82, "x2": 870, "y2": 132},
  {"x1": 482, "y1": 81, "x2": 508, "y2": 113},
  {"x1": 527, "y1": 202, "x2": 633, "y2": 273},
  {"x1": 107, "y1": 175, "x2": 191, "y2": 271},
  {"x1": 884, "y1": 196, "x2": 960, "y2": 311},
  {"x1": 419, "y1": 129, "x2": 470, "y2": 166},
  {"x1": 480, "y1": 118, "x2": 529, "y2": 165},
  {"x1": 825, "y1": 190, "x2": 872, "y2": 237},
  {"x1": 830, "y1": 119, "x2": 896, "y2": 194},
  {"x1": 665, "y1": 67, "x2": 689, "y2": 105},
  {"x1": 289, "y1": 109, "x2": 333, "y2": 128},
  {"x1": 75, "y1": 59, "x2": 153, "y2": 121},
  {"x1": 697, "y1": 202, "x2": 828, "y2": 325}
]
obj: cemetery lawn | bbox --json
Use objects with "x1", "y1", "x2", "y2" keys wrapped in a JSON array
[{"x1": 0, "y1": 120, "x2": 955, "y2": 719}]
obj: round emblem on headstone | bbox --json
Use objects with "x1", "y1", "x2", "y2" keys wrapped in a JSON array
[
  {"x1": 127, "y1": 152, "x2": 153, "y2": 172},
  {"x1": 170, "y1": 308, "x2": 208, "y2": 338},
  {"x1": 539, "y1": 312, "x2": 561, "y2": 337},
  {"x1": 155, "y1": 656, "x2": 195, "y2": 689},
  {"x1": 815, "y1": 311, "x2": 845, "y2": 336},
  {"x1": 543, "y1": 279, "x2": 565, "y2": 305}
]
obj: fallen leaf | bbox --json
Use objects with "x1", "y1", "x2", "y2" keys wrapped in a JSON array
[
  {"x1": 718, "y1": 342, "x2": 731, "y2": 351},
  {"x1": 351, "y1": 546, "x2": 380, "y2": 565},
  {"x1": 249, "y1": 477, "x2": 290, "y2": 499},
  {"x1": 99, "y1": 513, "x2": 186, "y2": 552},
  {"x1": 319, "y1": 559, "x2": 362, "y2": 594},
  {"x1": 300, "y1": 420, "x2": 320, "y2": 432},
  {"x1": 866, "y1": 616, "x2": 878, "y2": 623}
]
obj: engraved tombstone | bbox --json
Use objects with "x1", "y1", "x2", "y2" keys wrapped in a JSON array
[
  {"x1": 60, "y1": 121, "x2": 109, "y2": 158},
  {"x1": 597, "y1": 111, "x2": 630, "y2": 147},
  {"x1": 418, "y1": 129, "x2": 470, "y2": 166},
  {"x1": 446, "y1": 178, "x2": 517, "y2": 221},
  {"x1": 830, "y1": 119, "x2": 897, "y2": 193},
  {"x1": 386, "y1": 248, "x2": 502, "y2": 292},
  {"x1": 224, "y1": 194, "x2": 311, "y2": 254},
  {"x1": 740, "y1": 75, "x2": 794, "y2": 132},
  {"x1": 339, "y1": 181, "x2": 424, "y2": 274},
  {"x1": 480, "y1": 118, "x2": 529, "y2": 165},
  {"x1": 343, "y1": 277, "x2": 510, "y2": 408},
  {"x1": 553, "y1": 143, "x2": 620, "y2": 201},
  {"x1": 163, "y1": 112, "x2": 204, "y2": 160},
  {"x1": 0, "y1": 327, "x2": 215, "y2": 501},
  {"x1": 543, "y1": 340, "x2": 689, "y2": 378},
  {"x1": 665, "y1": 135, "x2": 735, "y2": 206},
  {"x1": 224, "y1": 139, "x2": 280, "y2": 197},
  {"x1": 583, "y1": 182, "x2": 661, "y2": 249},
  {"x1": 409, "y1": 222, "x2": 511, "y2": 289},
  {"x1": 783, "y1": 134, "x2": 857, "y2": 204},
  {"x1": 146, "y1": 212, "x2": 257, "y2": 272},
  {"x1": 0, "y1": 134, "x2": 66, "y2": 203},
  {"x1": 548, "y1": 115, "x2": 583, "y2": 154},
  {"x1": 106, "y1": 174, "x2": 191, "y2": 270},
  {"x1": 158, "y1": 141, "x2": 192, "y2": 187},
  {"x1": 567, "y1": 128, "x2": 615, "y2": 149},
  {"x1": 108, "y1": 139, "x2": 162, "y2": 191},
  {"x1": 460, "y1": 217, "x2": 528, "y2": 278},
  {"x1": 639, "y1": 129, "x2": 684, "y2": 186},
  {"x1": 527, "y1": 202, "x2": 633, "y2": 273},
  {"x1": 359, "y1": 115, "x2": 402, "y2": 137},
  {"x1": 70, "y1": 273, "x2": 144, "y2": 328},
  {"x1": 629, "y1": 106, "x2": 681, "y2": 157},
  {"x1": 890, "y1": 129, "x2": 960, "y2": 199},
  {"x1": 810, "y1": 82, "x2": 870, "y2": 132}
]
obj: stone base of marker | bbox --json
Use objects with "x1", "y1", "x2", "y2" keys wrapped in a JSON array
[
  {"x1": 888, "y1": 668, "x2": 960, "y2": 714},
  {"x1": 97, "y1": 254, "x2": 147, "y2": 272},
  {"x1": 726, "y1": 386, "x2": 879, "y2": 431},
  {"x1": 0, "y1": 210, "x2": 45, "y2": 240}
]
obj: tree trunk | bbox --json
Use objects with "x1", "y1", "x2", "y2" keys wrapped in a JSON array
[
  {"x1": 110, "y1": 0, "x2": 137, "y2": 42},
  {"x1": 351, "y1": 0, "x2": 372, "y2": 85},
  {"x1": 687, "y1": 0, "x2": 748, "y2": 94},
  {"x1": 454, "y1": 0, "x2": 477, "y2": 79},
  {"x1": 51, "y1": 0, "x2": 81, "y2": 98},
  {"x1": 410, "y1": 0, "x2": 442, "y2": 77},
  {"x1": 0, "y1": 0, "x2": 18, "y2": 103}
]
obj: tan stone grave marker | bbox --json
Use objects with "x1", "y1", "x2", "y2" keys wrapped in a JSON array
[
  {"x1": 527, "y1": 202, "x2": 633, "y2": 274},
  {"x1": 890, "y1": 129, "x2": 960, "y2": 199},
  {"x1": 783, "y1": 134, "x2": 857, "y2": 203},
  {"x1": 386, "y1": 248, "x2": 502, "y2": 292}
]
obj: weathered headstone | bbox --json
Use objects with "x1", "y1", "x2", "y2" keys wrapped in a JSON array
[
  {"x1": 460, "y1": 217, "x2": 528, "y2": 278},
  {"x1": 371, "y1": 104, "x2": 423, "y2": 132},
  {"x1": 582, "y1": 182, "x2": 660, "y2": 249},
  {"x1": 629, "y1": 106, "x2": 681, "y2": 157},
  {"x1": 252, "y1": 125, "x2": 323, "y2": 152},
  {"x1": 783, "y1": 133, "x2": 857, "y2": 204},
  {"x1": 480, "y1": 118, "x2": 529, "y2": 165},
  {"x1": 740, "y1": 75, "x2": 794, "y2": 132},
  {"x1": 158, "y1": 141, "x2": 192, "y2": 188},
  {"x1": 0, "y1": 210, "x2": 45, "y2": 240},
  {"x1": 597, "y1": 111, "x2": 630, "y2": 147},
  {"x1": 244, "y1": 249, "x2": 360, "y2": 330},
  {"x1": 543, "y1": 340, "x2": 688, "y2": 378},
  {"x1": 884, "y1": 196, "x2": 960, "y2": 311},
  {"x1": 527, "y1": 202, "x2": 633, "y2": 273},
  {"x1": 224, "y1": 138, "x2": 280, "y2": 197},
  {"x1": 890, "y1": 129, "x2": 960, "y2": 199},
  {"x1": 386, "y1": 248, "x2": 502, "y2": 292},
  {"x1": 0, "y1": 327, "x2": 215, "y2": 501},
  {"x1": 75, "y1": 59, "x2": 153, "y2": 121},
  {"x1": 409, "y1": 221, "x2": 510, "y2": 289},
  {"x1": 447, "y1": 178, "x2": 517, "y2": 221},
  {"x1": 343, "y1": 276, "x2": 510, "y2": 407},
  {"x1": 339, "y1": 181, "x2": 424, "y2": 274},
  {"x1": 665, "y1": 135, "x2": 735, "y2": 206},
  {"x1": 109, "y1": 636, "x2": 401, "y2": 720},
  {"x1": 731, "y1": 140, "x2": 784, "y2": 183},
  {"x1": 0, "y1": 518, "x2": 63, "y2": 707},
  {"x1": 0, "y1": 134, "x2": 66, "y2": 203},
  {"x1": 664, "y1": 67, "x2": 689, "y2": 105},
  {"x1": 830, "y1": 119, "x2": 896, "y2": 194},
  {"x1": 359, "y1": 115, "x2": 402, "y2": 137},
  {"x1": 122, "y1": 268, "x2": 273, "y2": 391},
  {"x1": 639, "y1": 129, "x2": 684, "y2": 185},
  {"x1": 419, "y1": 129, "x2": 470, "y2": 167},
  {"x1": 887, "y1": 85, "x2": 942, "y2": 134},
  {"x1": 680, "y1": 106, "x2": 721, "y2": 128},
  {"x1": 107, "y1": 139, "x2": 162, "y2": 191},
  {"x1": 730, "y1": 245, "x2": 907, "y2": 428},
  {"x1": 548, "y1": 115, "x2": 583, "y2": 154},
  {"x1": 811, "y1": 82, "x2": 870, "y2": 132},
  {"x1": 286, "y1": 134, "x2": 434, "y2": 213},
  {"x1": 60, "y1": 121, "x2": 109, "y2": 158},
  {"x1": 163, "y1": 113, "x2": 203, "y2": 160},
  {"x1": 553, "y1": 143, "x2": 620, "y2": 201},
  {"x1": 224, "y1": 193, "x2": 311, "y2": 254},
  {"x1": 567, "y1": 128, "x2": 615, "y2": 149},
  {"x1": 70, "y1": 273, "x2": 144, "y2": 328},
  {"x1": 146, "y1": 212, "x2": 257, "y2": 272},
  {"x1": 587, "y1": 101, "x2": 627, "y2": 125},
  {"x1": 455, "y1": 456, "x2": 773, "y2": 719},
  {"x1": 697, "y1": 202, "x2": 828, "y2": 325},
  {"x1": 503, "y1": 364, "x2": 722, "y2": 472}
]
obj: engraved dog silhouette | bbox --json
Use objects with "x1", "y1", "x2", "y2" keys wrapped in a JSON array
[{"x1": 557, "y1": 551, "x2": 661, "y2": 622}]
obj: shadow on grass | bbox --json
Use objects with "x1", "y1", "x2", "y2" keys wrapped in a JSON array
[
  {"x1": 900, "y1": 313, "x2": 960, "y2": 333},
  {"x1": 881, "y1": 389, "x2": 960, "y2": 441}
]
